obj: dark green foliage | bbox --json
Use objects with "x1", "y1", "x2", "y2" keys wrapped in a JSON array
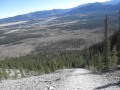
[
  {"x1": 102, "y1": 15, "x2": 111, "y2": 71},
  {"x1": 110, "y1": 46, "x2": 118, "y2": 71},
  {"x1": 79, "y1": 13, "x2": 120, "y2": 72},
  {"x1": 96, "y1": 52, "x2": 103, "y2": 71},
  {"x1": 117, "y1": 10, "x2": 120, "y2": 64},
  {"x1": 0, "y1": 51, "x2": 85, "y2": 76}
]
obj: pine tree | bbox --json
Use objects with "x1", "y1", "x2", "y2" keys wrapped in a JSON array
[
  {"x1": 2, "y1": 68, "x2": 9, "y2": 80},
  {"x1": 110, "y1": 46, "x2": 118, "y2": 71},
  {"x1": 118, "y1": 10, "x2": 120, "y2": 32},
  {"x1": 117, "y1": 10, "x2": 120, "y2": 51},
  {"x1": 14, "y1": 70, "x2": 18, "y2": 79},
  {"x1": 97, "y1": 52, "x2": 103, "y2": 72},
  {"x1": 92, "y1": 54, "x2": 98, "y2": 71},
  {"x1": 0, "y1": 70, "x2": 3, "y2": 80},
  {"x1": 20, "y1": 68, "x2": 25, "y2": 78},
  {"x1": 117, "y1": 10, "x2": 120, "y2": 64},
  {"x1": 102, "y1": 15, "x2": 111, "y2": 72}
]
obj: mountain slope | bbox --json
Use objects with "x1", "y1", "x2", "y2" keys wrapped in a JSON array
[
  {"x1": 0, "y1": 69, "x2": 119, "y2": 90},
  {"x1": 0, "y1": 2, "x2": 120, "y2": 24}
]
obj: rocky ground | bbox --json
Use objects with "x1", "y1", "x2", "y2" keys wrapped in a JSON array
[{"x1": 0, "y1": 68, "x2": 119, "y2": 90}]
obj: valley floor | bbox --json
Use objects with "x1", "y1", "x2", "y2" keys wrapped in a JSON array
[{"x1": 0, "y1": 69, "x2": 120, "y2": 90}]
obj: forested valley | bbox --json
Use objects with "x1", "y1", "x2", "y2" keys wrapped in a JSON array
[{"x1": 0, "y1": 11, "x2": 120, "y2": 80}]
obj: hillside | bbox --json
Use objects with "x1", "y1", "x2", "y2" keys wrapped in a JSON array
[
  {"x1": 0, "y1": 69, "x2": 119, "y2": 90},
  {"x1": 0, "y1": 2, "x2": 120, "y2": 58},
  {"x1": 0, "y1": 0, "x2": 119, "y2": 86},
  {"x1": 0, "y1": 0, "x2": 120, "y2": 90}
]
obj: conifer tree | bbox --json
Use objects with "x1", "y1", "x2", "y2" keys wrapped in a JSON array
[
  {"x1": 118, "y1": 10, "x2": 120, "y2": 50},
  {"x1": 14, "y1": 70, "x2": 18, "y2": 79},
  {"x1": 117, "y1": 10, "x2": 120, "y2": 64},
  {"x1": 20, "y1": 68, "x2": 25, "y2": 78},
  {"x1": 0, "y1": 70, "x2": 3, "y2": 80},
  {"x1": 110, "y1": 46, "x2": 118, "y2": 71},
  {"x1": 2, "y1": 68, "x2": 9, "y2": 79},
  {"x1": 117, "y1": 10, "x2": 120, "y2": 51},
  {"x1": 102, "y1": 15, "x2": 111, "y2": 72},
  {"x1": 97, "y1": 52, "x2": 103, "y2": 71},
  {"x1": 118, "y1": 10, "x2": 120, "y2": 32}
]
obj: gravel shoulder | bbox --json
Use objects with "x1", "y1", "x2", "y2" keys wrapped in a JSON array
[{"x1": 0, "y1": 68, "x2": 119, "y2": 90}]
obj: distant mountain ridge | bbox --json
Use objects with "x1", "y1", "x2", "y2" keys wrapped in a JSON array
[
  {"x1": 104, "y1": 0, "x2": 120, "y2": 5},
  {"x1": 0, "y1": 1, "x2": 120, "y2": 23},
  {"x1": 0, "y1": 9, "x2": 71, "y2": 23},
  {"x1": 68, "y1": 2, "x2": 120, "y2": 14}
]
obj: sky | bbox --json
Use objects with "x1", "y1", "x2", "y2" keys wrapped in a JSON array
[{"x1": 0, "y1": 0, "x2": 111, "y2": 19}]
